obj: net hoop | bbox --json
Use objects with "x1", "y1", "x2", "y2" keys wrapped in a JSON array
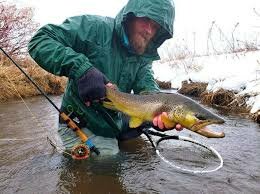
[{"x1": 155, "y1": 135, "x2": 223, "y2": 174}]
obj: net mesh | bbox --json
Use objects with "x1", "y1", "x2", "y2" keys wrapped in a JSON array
[{"x1": 157, "y1": 138, "x2": 221, "y2": 172}]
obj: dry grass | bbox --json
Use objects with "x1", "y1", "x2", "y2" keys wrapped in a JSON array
[
  {"x1": 178, "y1": 80, "x2": 208, "y2": 97},
  {"x1": 178, "y1": 81, "x2": 260, "y2": 123},
  {"x1": 178, "y1": 81, "x2": 251, "y2": 114},
  {"x1": 250, "y1": 111, "x2": 260, "y2": 123},
  {"x1": 156, "y1": 79, "x2": 171, "y2": 89},
  {"x1": 200, "y1": 89, "x2": 249, "y2": 113},
  {"x1": 0, "y1": 58, "x2": 67, "y2": 102}
]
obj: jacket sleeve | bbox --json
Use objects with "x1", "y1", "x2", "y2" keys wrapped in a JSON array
[
  {"x1": 28, "y1": 16, "x2": 93, "y2": 80},
  {"x1": 132, "y1": 63, "x2": 160, "y2": 94}
]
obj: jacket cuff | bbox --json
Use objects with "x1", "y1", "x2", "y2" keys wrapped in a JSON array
[{"x1": 69, "y1": 60, "x2": 92, "y2": 80}]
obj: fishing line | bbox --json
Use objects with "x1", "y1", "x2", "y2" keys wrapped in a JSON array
[
  {"x1": 0, "y1": 138, "x2": 35, "y2": 141},
  {"x1": 142, "y1": 129, "x2": 223, "y2": 174},
  {"x1": 1, "y1": 47, "x2": 101, "y2": 158},
  {"x1": 0, "y1": 47, "x2": 96, "y2": 158},
  {"x1": 47, "y1": 136, "x2": 72, "y2": 157},
  {"x1": 0, "y1": 60, "x2": 70, "y2": 155}
]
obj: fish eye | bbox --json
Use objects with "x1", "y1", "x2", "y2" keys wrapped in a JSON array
[{"x1": 195, "y1": 114, "x2": 206, "y2": 120}]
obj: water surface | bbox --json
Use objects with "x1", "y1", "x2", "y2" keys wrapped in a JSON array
[{"x1": 0, "y1": 95, "x2": 259, "y2": 193}]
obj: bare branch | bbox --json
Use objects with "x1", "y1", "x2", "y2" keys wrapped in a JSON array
[
  {"x1": 253, "y1": 8, "x2": 260, "y2": 17},
  {"x1": 0, "y1": 2, "x2": 39, "y2": 57}
]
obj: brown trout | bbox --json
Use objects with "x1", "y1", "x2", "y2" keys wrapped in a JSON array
[{"x1": 103, "y1": 86, "x2": 225, "y2": 138}]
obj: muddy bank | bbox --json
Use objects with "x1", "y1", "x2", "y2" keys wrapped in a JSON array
[
  {"x1": 178, "y1": 80, "x2": 260, "y2": 124},
  {"x1": 155, "y1": 80, "x2": 172, "y2": 89},
  {"x1": 1, "y1": 61, "x2": 259, "y2": 124}
]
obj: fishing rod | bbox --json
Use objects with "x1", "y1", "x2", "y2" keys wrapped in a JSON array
[{"x1": 0, "y1": 47, "x2": 100, "y2": 158}]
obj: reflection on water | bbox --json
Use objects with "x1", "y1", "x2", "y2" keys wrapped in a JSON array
[{"x1": 0, "y1": 95, "x2": 260, "y2": 193}]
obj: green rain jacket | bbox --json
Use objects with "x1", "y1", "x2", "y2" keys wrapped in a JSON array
[{"x1": 28, "y1": 0, "x2": 175, "y2": 138}]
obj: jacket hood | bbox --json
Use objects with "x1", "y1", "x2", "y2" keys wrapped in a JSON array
[{"x1": 115, "y1": 0, "x2": 175, "y2": 58}]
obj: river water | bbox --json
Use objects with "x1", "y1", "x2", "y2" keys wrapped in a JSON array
[{"x1": 0, "y1": 95, "x2": 259, "y2": 194}]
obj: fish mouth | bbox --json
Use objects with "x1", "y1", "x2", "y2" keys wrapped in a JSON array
[{"x1": 191, "y1": 120, "x2": 225, "y2": 138}]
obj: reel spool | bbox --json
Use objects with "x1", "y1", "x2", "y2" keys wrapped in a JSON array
[{"x1": 71, "y1": 144, "x2": 90, "y2": 160}]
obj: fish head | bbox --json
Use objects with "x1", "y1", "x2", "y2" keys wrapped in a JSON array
[{"x1": 168, "y1": 104, "x2": 225, "y2": 138}]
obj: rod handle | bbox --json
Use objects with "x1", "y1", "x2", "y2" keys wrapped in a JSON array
[{"x1": 60, "y1": 112, "x2": 88, "y2": 142}]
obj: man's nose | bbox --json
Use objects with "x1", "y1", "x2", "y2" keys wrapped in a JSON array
[{"x1": 145, "y1": 23, "x2": 152, "y2": 35}]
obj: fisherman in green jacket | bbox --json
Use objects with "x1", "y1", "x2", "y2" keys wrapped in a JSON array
[{"x1": 28, "y1": 0, "x2": 182, "y2": 155}]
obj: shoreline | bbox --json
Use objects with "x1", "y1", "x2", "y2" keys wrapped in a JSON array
[
  {"x1": 177, "y1": 81, "x2": 260, "y2": 124},
  {"x1": 0, "y1": 62, "x2": 67, "y2": 103},
  {"x1": 0, "y1": 67, "x2": 259, "y2": 124}
]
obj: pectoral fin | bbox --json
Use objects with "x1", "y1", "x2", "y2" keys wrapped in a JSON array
[
  {"x1": 129, "y1": 117, "x2": 144, "y2": 128},
  {"x1": 103, "y1": 101, "x2": 116, "y2": 111},
  {"x1": 161, "y1": 113, "x2": 176, "y2": 128}
]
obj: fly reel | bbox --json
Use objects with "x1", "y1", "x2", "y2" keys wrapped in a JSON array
[{"x1": 71, "y1": 144, "x2": 90, "y2": 160}]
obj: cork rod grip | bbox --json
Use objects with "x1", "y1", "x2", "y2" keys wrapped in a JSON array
[{"x1": 60, "y1": 112, "x2": 88, "y2": 142}]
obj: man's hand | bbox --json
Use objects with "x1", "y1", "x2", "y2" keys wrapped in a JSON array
[
  {"x1": 78, "y1": 67, "x2": 109, "y2": 106},
  {"x1": 153, "y1": 112, "x2": 183, "y2": 131}
]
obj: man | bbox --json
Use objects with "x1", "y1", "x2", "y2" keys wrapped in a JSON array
[{"x1": 28, "y1": 0, "x2": 182, "y2": 155}]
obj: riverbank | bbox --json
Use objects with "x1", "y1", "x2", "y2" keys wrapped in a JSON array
[
  {"x1": 0, "y1": 58, "x2": 66, "y2": 102},
  {"x1": 177, "y1": 81, "x2": 260, "y2": 124},
  {"x1": 157, "y1": 79, "x2": 259, "y2": 123},
  {"x1": 1, "y1": 55, "x2": 259, "y2": 124},
  {"x1": 153, "y1": 50, "x2": 260, "y2": 124}
]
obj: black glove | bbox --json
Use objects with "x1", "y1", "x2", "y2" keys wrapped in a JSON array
[{"x1": 77, "y1": 67, "x2": 109, "y2": 102}]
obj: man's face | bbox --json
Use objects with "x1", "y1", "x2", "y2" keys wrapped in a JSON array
[{"x1": 127, "y1": 17, "x2": 160, "y2": 55}]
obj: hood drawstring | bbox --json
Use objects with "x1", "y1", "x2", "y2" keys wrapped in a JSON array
[{"x1": 122, "y1": 28, "x2": 136, "y2": 54}]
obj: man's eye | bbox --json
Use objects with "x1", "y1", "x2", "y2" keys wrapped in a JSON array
[
  {"x1": 143, "y1": 17, "x2": 150, "y2": 22},
  {"x1": 152, "y1": 23, "x2": 160, "y2": 30}
]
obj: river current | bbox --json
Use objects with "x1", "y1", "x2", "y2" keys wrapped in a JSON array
[{"x1": 0, "y1": 95, "x2": 259, "y2": 193}]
